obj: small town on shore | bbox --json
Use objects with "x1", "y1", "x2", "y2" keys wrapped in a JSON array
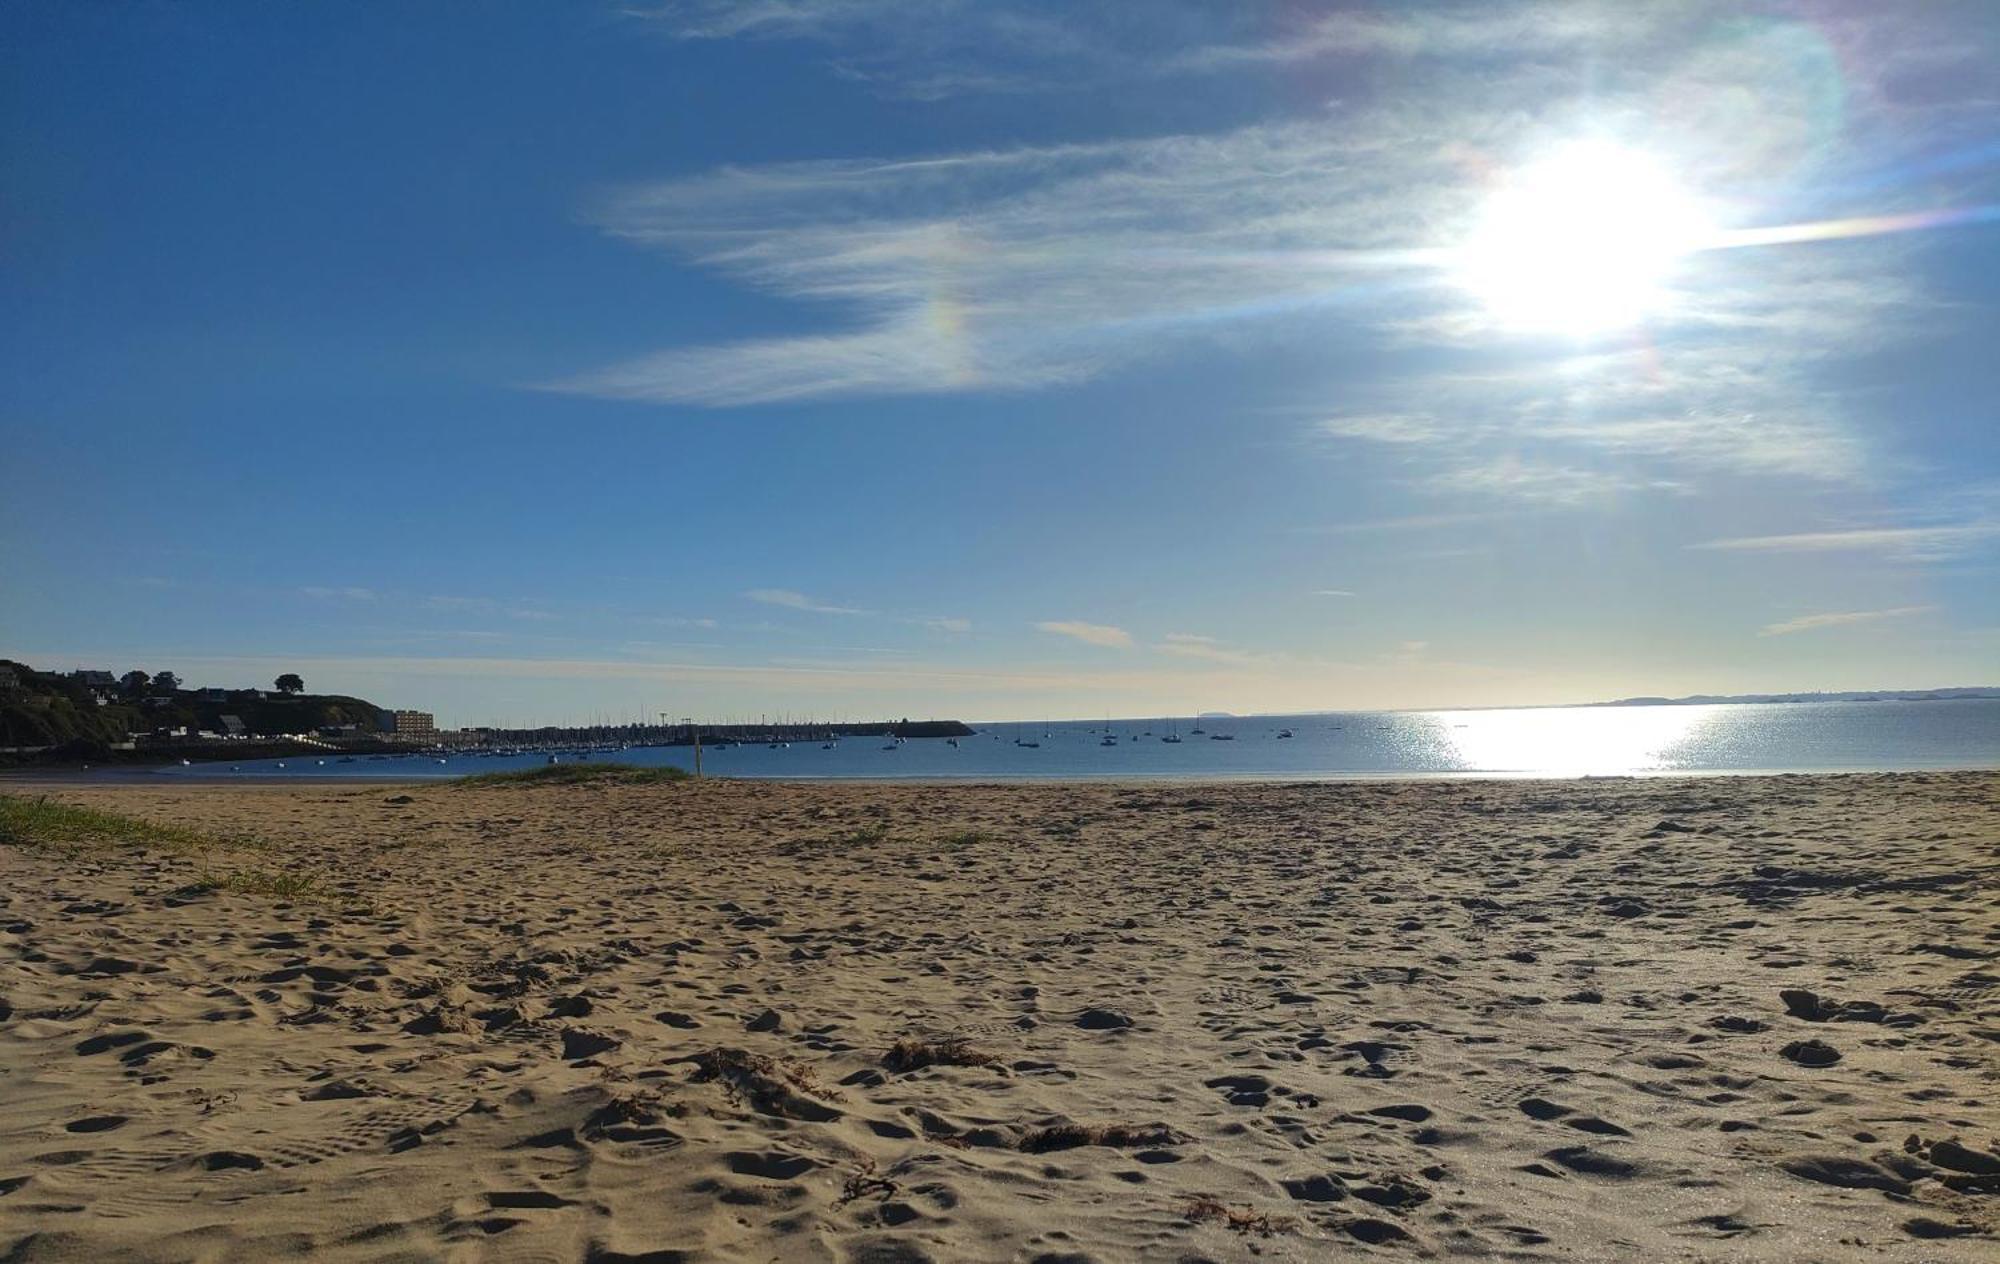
[{"x1": 0, "y1": 659, "x2": 970, "y2": 767}]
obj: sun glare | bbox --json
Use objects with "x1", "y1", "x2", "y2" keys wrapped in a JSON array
[{"x1": 1456, "y1": 140, "x2": 1714, "y2": 335}]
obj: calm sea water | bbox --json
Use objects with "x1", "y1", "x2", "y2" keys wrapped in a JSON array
[{"x1": 157, "y1": 699, "x2": 1999, "y2": 781}]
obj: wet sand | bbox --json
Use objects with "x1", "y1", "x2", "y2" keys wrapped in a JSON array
[{"x1": 2, "y1": 773, "x2": 1996, "y2": 1260}]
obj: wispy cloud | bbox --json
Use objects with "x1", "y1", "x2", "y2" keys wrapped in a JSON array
[
  {"x1": 635, "y1": 3, "x2": 1712, "y2": 99},
  {"x1": 1312, "y1": 589, "x2": 1357, "y2": 598},
  {"x1": 1036, "y1": 620, "x2": 1133, "y2": 648},
  {"x1": 549, "y1": 116, "x2": 1462, "y2": 405},
  {"x1": 1426, "y1": 458, "x2": 1680, "y2": 506},
  {"x1": 1172, "y1": 2, "x2": 1681, "y2": 71},
  {"x1": 633, "y1": 0, "x2": 925, "y2": 42},
  {"x1": 579, "y1": 0, "x2": 1988, "y2": 549},
  {"x1": 424, "y1": 594, "x2": 558, "y2": 621},
  {"x1": 1318, "y1": 414, "x2": 1443, "y2": 445},
  {"x1": 627, "y1": 1, "x2": 1144, "y2": 99},
  {"x1": 1760, "y1": 605, "x2": 1936, "y2": 637},
  {"x1": 1296, "y1": 513, "x2": 1493, "y2": 535},
  {"x1": 743, "y1": 590, "x2": 965, "y2": 630},
  {"x1": 1157, "y1": 632, "x2": 1264, "y2": 666},
  {"x1": 1693, "y1": 524, "x2": 1997, "y2": 561},
  {"x1": 300, "y1": 586, "x2": 377, "y2": 601},
  {"x1": 745, "y1": 587, "x2": 870, "y2": 615},
  {"x1": 1314, "y1": 333, "x2": 1889, "y2": 497}
]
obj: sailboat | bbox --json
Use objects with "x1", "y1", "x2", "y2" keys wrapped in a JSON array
[{"x1": 1161, "y1": 716, "x2": 1182, "y2": 744}]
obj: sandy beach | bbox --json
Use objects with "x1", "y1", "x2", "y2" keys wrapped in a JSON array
[{"x1": 2, "y1": 771, "x2": 1996, "y2": 1261}]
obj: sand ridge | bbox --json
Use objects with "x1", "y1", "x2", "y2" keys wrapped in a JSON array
[{"x1": 1, "y1": 773, "x2": 1996, "y2": 1260}]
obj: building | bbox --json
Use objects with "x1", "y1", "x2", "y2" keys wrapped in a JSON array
[
  {"x1": 387, "y1": 710, "x2": 437, "y2": 740},
  {"x1": 218, "y1": 715, "x2": 248, "y2": 737},
  {"x1": 69, "y1": 669, "x2": 117, "y2": 705},
  {"x1": 0, "y1": 666, "x2": 18, "y2": 693}
]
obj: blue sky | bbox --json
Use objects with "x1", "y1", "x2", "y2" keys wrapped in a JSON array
[{"x1": 3, "y1": 1, "x2": 1996, "y2": 725}]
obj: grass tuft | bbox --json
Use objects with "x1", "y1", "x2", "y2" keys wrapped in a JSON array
[
  {"x1": 0, "y1": 794, "x2": 242, "y2": 856},
  {"x1": 454, "y1": 762, "x2": 692, "y2": 788},
  {"x1": 191, "y1": 868, "x2": 320, "y2": 900},
  {"x1": 883, "y1": 1035, "x2": 998, "y2": 1072},
  {"x1": 4, "y1": 795, "x2": 345, "y2": 907}
]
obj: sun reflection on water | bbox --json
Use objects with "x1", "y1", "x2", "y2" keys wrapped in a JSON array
[{"x1": 1421, "y1": 705, "x2": 1712, "y2": 775}]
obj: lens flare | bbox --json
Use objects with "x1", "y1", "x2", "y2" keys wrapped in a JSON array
[{"x1": 1455, "y1": 141, "x2": 1716, "y2": 335}]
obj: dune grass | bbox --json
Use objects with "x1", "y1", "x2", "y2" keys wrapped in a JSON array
[
  {"x1": 1, "y1": 794, "x2": 326, "y2": 901},
  {"x1": 0, "y1": 794, "x2": 236, "y2": 856},
  {"x1": 453, "y1": 762, "x2": 692, "y2": 788},
  {"x1": 191, "y1": 868, "x2": 321, "y2": 900}
]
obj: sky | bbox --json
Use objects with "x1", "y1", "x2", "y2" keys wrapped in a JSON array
[{"x1": 3, "y1": 1, "x2": 1997, "y2": 726}]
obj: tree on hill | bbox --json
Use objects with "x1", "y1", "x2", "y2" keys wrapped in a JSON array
[
  {"x1": 153, "y1": 671, "x2": 181, "y2": 693},
  {"x1": 120, "y1": 670, "x2": 150, "y2": 697},
  {"x1": 275, "y1": 673, "x2": 304, "y2": 695}
]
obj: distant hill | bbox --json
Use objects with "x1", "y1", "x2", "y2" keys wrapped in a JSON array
[
  {"x1": 0, "y1": 659, "x2": 385, "y2": 750},
  {"x1": 1597, "y1": 687, "x2": 2000, "y2": 707}
]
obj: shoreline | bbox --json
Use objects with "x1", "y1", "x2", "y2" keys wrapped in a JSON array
[{"x1": 7, "y1": 760, "x2": 1998, "y2": 788}]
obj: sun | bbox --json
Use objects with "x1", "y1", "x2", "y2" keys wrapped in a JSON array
[{"x1": 1455, "y1": 140, "x2": 1715, "y2": 335}]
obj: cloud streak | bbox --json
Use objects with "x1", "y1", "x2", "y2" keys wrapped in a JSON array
[
  {"x1": 568, "y1": 1, "x2": 1995, "y2": 529},
  {"x1": 1036, "y1": 620, "x2": 1133, "y2": 649},
  {"x1": 1760, "y1": 605, "x2": 1936, "y2": 637},
  {"x1": 1693, "y1": 524, "x2": 1997, "y2": 561},
  {"x1": 1157, "y1": 633, "x2": 1266, "y2": 666},
  {"x1": 745, "y1": 588, "x2": 870, "y2": 615},
  {"x1": 1297, "y1": 513, "x2": 1494, "y2": 535},
  {"x1": 551, "y1": 117, "x2": 1466, "y2": 405}
]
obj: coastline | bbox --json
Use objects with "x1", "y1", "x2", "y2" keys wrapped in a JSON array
[
  {"x1": 8, "y1": 759, "x2": 1998, "y2": 788},
  {"x1": 2, "y1": 771, "x2": 1995, "y2": 1259}
]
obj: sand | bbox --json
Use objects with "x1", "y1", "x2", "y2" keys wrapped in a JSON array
[{"x1": 1, "y1": 771, "x2": 1996, "y2": 1261}]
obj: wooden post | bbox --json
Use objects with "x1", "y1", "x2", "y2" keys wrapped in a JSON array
[{"x1": 686, "y1": 716, "x2": 703, "y2": 778}]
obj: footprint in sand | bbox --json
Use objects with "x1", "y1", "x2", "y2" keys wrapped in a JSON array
[
  {"x1": 63, "y1": 1116, "x2": 127, "y2": 1134},
  {"x1": 1779, "y1": 1038, "x2": 1841, "y2": 1067}
]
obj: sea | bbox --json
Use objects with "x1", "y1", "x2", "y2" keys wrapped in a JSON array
[{"x1": 152, "y1": 698, "x2": 2000, "y2": 782}]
